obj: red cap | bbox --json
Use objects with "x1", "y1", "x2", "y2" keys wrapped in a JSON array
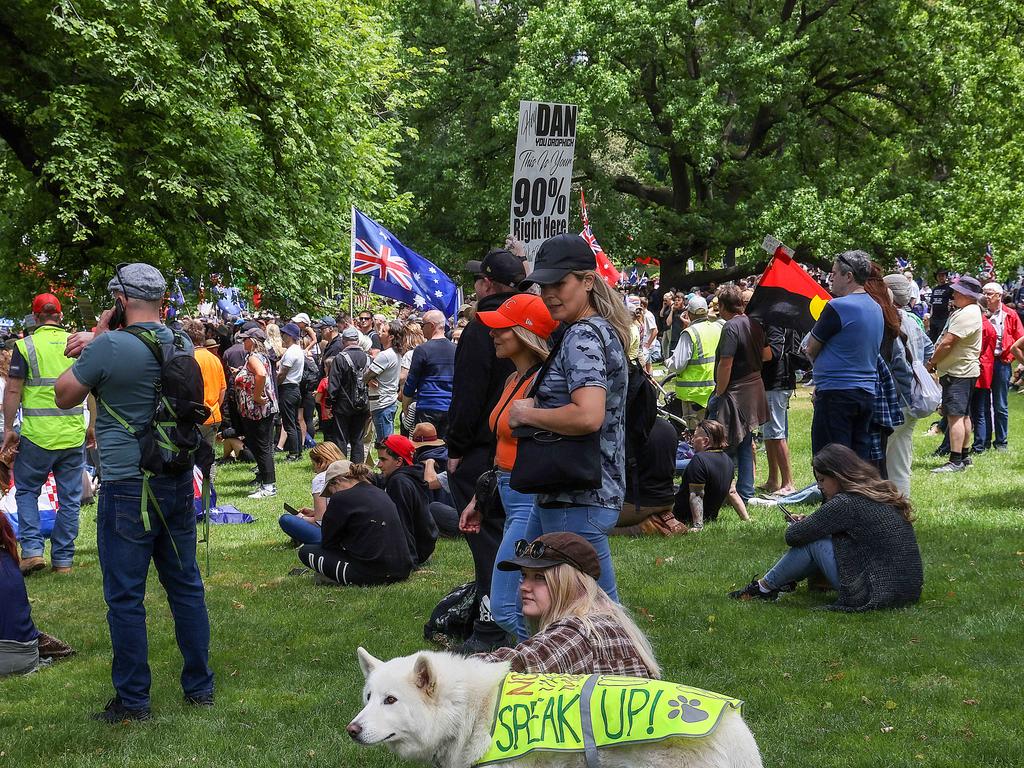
[
  {"x1": 32, "y1": 293, "x2": 62, "y2": 314},
  {"x1": 476, "y1": 294, "x2": 557, "y2": 339},
  {"x1": 378, "y1": 434, "x2": 415, "y2": 465}
]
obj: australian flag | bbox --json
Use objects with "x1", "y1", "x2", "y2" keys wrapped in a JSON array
[{"x1": 352, "y1": 208, "x2": 458, "y2": 317}]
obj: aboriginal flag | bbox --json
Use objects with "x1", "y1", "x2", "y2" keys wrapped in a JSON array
[{"x1": 746, "y1": 251, "x2": 832, "y2": 335}]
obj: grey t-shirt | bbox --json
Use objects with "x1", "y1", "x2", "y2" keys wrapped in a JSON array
[
  {"x1": 279, "y1": 343, "x2": 305, "y2": 385},
  {"x1": 535, "y1": 317, "x2": 627, "y2": 509},
  {"x1": 72, "y1": 323, "x2": 194, "y2": 481},
  {"x1": 367, "y1": 347, "x2": 400, "y2": 411}
]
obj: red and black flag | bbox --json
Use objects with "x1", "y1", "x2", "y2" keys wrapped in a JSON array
[{"x1": 746, "y1": 248, "x2": 832, "y2": 335}]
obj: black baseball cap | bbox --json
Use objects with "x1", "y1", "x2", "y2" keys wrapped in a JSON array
[
  {"x1": 464, "y1": 248, "x2": 526, "y2": 287},
  {"x1": 521, "y1": 234, "x2": 597, "y2": 288}
]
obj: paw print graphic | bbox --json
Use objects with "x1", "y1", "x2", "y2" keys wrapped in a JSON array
[{"x1": 666, "y1": 696, "x2": 710, "y2": 724}]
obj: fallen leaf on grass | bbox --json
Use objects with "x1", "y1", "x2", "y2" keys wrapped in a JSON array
[
  {"x1": 782, "y1": 672, "x2": 791, "y2": 679},
  {"x1": 885, "y1": 700, "x2": 898, "y2": 710},
  {"x1": 824, "y1": 671, "x2": 846, "y2": 682},
  {"x1": 861, "y1": 695, "x2": 874, "y2": 705},
  {"x1": 961, "y1": 727, "x2": 975, "y2": 739},
  {"x1": 232, "y1": 601, "x2": 245, "y2": 610},
  {"x1": 638, "y1": 607, "x2": 655, "y2": 622},
  {"x1": 881, "y1": 726, "x2": 894, "y2": 733},
  {"x1": 963, "y1": 698, "x2": 978, "y2": 705}
]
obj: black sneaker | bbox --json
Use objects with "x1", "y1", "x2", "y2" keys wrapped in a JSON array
[
  {"x1": 728, "y1": 578, "x2": 779, "y2": 602},
  {"x1": 931, "y1": 446, "x2": 950, "y2": 457},
  {"x1": 285, "y1": 454, "x2": 303, "y2": 462},
  {"x1": 92, "y1": 697, "x2": 151, "y2": 723},
  {"x1": 184, "y1": 692, "x2": 214, "y2": 707}
]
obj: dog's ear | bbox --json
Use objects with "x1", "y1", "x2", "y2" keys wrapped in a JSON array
[
  {"x1": 357, "y1": 647, "x2": 381, "y2": 679},
  {"x1": 413, "y1": 654, "x2": 437, "y2": 698}
]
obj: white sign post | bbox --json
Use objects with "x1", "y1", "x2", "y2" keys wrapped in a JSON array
[{"x1": 509, "y1": 100, "x2": 578, "y2": 264}]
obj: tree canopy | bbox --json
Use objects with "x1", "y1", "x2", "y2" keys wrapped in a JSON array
[
  {"x1": 2, "y1": 0, "x2": 1022, "y2": 313},
  {"x1": 0, "y1": 0, "x2": 414, "y2": 314}
]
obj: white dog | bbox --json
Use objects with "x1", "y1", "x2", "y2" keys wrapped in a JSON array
[{"x1": 347, "y1": 648, "x2": 762, "y2": 768}]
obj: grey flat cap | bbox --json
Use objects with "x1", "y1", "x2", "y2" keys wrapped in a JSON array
[{"x1": 108, "y1": 263, "x2": 167, "y2": 301}]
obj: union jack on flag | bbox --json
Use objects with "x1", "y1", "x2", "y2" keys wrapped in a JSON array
[{"x1": 353, "y1": 237, "x2": 413, "y2": 290}]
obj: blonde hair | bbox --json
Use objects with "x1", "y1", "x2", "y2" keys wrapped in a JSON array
[
  {"x1": 265, "y1": 323, "x2": 284, "y2": 357},
  {"x1": 509, "y1": 325, "x2": 550, "y2": 363},
  {"x1": 0, "y1": 348, "x2": 10, "y2": 378},
  {"x1": 346, "y1": 463, "x2": 374, "y2": 484},
  {"x1": 534, "y1": 564, "x2": 661, "y2": 678},
  {"x1": 573, "y1": 271, "x2": 632, "y2": 350},
  {"x1": 309, "y1": 441, "x2": 345, "y2": 469},
  {"x1": 403, "y1": 322, "x2": 426, "y2": 350}
]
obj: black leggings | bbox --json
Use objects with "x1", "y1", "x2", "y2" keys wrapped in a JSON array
[
  {"x1": 297, "y1": 545, "x2": 404, "y2": 586},
  {"x1": 242, "y1": 415, "x2": 276, "y2": 484}
]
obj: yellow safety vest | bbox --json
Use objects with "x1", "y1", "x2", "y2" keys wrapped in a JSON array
[
  {"x1": 14, "y1": 325, "x2": 85, "y2": 450},
  {"x1": 674, "y1": 320, "x2": 723, "y2": 408},
  {"x1": 477, "y1": 673, "x2": 744, "y2": 767}
]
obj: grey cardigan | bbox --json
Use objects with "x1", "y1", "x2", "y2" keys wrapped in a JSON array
[{"x1": 786, "y1": 492, "x2": 923, "y2": 612}]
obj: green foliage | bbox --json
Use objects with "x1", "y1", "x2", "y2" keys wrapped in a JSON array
[
  {"x1": 396, "y1": 0, "x2": 1024, "y2": 282},
  {"x1": 0, "y1": 0, "x2": 414, "y2": 313}
]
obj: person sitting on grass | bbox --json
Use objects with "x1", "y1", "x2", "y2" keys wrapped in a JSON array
[
  {"x1": 675, "y1": 419, "x2": 749, "y2": 531},
  {"x1": 476, "y1": 532, "x2": 659, "y2": 678},
  {"x1": 729, "y1": 443, "x2": 923, "y2": 611},
  {"x1": 375, "y1": 434, "x2": 438, "y2": 567},
  {"x1": 1, "y1": 513, "x2": 74, "y2": 676},
  {"x1": 296, "y1": 461, "x2": 414, "y2": 586},
  {"x1": 277, "y1": 441, "x2": 346, "y2": 545}
]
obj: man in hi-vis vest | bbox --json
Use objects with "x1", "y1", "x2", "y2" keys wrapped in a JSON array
[
  {"x1": 1, "y1": 294, "x2": 86, "y2": 575},
  {"x1": 664, "y1": 295, "x2": 723, "y2": 427}
]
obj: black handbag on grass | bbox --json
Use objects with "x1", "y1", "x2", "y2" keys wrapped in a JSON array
[{"x1": 509, "y1": 321, "x2": 603, "y2": 495}]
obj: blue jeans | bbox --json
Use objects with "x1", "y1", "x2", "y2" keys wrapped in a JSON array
[
  {"x1": 763, "y1": 537, "x2": 840, "y2": 590},
  {"x1": 278, "y1": 514, "x2": 322, "y2": 545},
  {"x1": 971, "y1": 387, "x2": 992, "y2": 451},
  {"x1": 811, "y1": 388, "x2": 875, "y2": 459},
  {"x1": 372, "y1": 403, "x2": 398, "y2": 443},
  {"x1": 730, "y1": 432, "x2": 755, "y2": 502},
  {"x1": 525, "y1": 502, "x2": 619, "y2": 602},
  {"x1": 13, "y1": 437, "x2": 83, "y2": 567},
  {"x1": 97, "y1": 474, "x2": 214, "y2": 709},
  {"x1": 992, "y1": 359, "x2": 1011, "y2": 447},
  {"x1": 490, "y1": 472, "x2": 537, "y2": 641}
]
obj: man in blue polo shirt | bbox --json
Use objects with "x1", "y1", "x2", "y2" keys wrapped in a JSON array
[
  {"x1": 804, "y1": 250, "x2": 883, "y2": 459},
  {"x1": 402, "y1": 309, "x2": 455, "y2": 437}
]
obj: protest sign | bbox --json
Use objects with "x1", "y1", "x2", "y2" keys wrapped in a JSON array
[{"x1": 509, "y1": 101, "x2": 578, "y2": 263}]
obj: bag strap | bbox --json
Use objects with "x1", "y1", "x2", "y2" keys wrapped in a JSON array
[
  {"x1": 526, "y1": 318, "x2": 604, "y2": 399},
  {"x1": 491, "y1": 363, "x2": 543, "y2": 442}
]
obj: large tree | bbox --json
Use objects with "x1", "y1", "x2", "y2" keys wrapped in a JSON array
[
  {"x1": 0, "y1": 0, "x2": 414, "y2": 314},
  {"x1": 396, "y1": 0, "x2": 1024, "y2": 286}
]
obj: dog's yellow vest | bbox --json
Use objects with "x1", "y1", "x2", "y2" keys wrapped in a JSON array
[{"x1": 476, "y1": 673, "x2": 744, "y2": 766}]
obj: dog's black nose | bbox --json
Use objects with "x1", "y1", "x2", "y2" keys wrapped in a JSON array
[{"x1": 346, "y1": 722, "x2": 363, "y2": 739}]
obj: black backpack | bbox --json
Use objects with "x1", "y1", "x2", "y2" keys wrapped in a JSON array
[
  {"x1": 99, "y1": 326, "x2": 213, "y2": 478},
  {"x1": 330, "y1": 348, "x2": 370, "y2": 413},
  {"x1": 423, "y1": 582, "x2": 480, "y2": 649}
]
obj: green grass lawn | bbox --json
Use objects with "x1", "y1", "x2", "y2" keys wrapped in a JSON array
[{"x1": 3, "y1": 392, "x2": 1023, "y2": 767}]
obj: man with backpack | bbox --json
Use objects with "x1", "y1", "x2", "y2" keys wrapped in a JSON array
[
  {"x1": 56, "y1": 263, "x2": 214, "y2": 723},
  {"x1": 327, "y1": 327, "x2": 370, "y2": 462}
]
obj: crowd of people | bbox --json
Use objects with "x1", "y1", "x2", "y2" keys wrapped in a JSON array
[{"x1": 2, "y1": 239, "x2": 1019, "y2": 726}]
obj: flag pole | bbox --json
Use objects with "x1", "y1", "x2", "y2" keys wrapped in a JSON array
[{"x1": 349, "y1": 205, "x2": 356, "y2": 318}]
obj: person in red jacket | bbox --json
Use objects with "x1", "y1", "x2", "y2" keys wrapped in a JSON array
[
  {"x1": 982, "y1": 283, "x2": 1022, "y2": 450},
  {"x1": 970, "y1": 312, "x2": 997, "y2": 453}
]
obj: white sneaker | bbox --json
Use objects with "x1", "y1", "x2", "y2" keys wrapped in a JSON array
[{"x1": 247, "y1": 484, "x2": 277, "y2": 499}]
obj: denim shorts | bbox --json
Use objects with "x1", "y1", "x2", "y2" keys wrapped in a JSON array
[
  {"x1": 763, "y1": 389, "x2": 793, "y2": 440},
  {"x1": 940, "y1": 375, "x2": 975, "y2": 417}
]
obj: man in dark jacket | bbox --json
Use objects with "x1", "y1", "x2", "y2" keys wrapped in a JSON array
[
  {"x1": 446, "y1": 249, "x2": 525, "y2": 651},
  {"x1": 328, "y1": 328, "x2": 370, "y2": 462},
  {"x1": 375, "y1": 435, "x2": 438, "y2": 566}
]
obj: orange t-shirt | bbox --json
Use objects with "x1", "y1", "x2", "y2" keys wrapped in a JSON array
[
  {"x1": 489, "y1": 372, "x2": 536, "y2": 472},
  {"x1": 194, "y1": 347, "x2": 227, "y2": 425}
]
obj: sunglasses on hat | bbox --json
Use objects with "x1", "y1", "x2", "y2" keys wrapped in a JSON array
[{"x1": 514, "y1": 539, "x2": 589, "y2": 573}]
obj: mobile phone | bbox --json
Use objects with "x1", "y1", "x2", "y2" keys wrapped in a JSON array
[
  {"x1": 284, "y1": 503, "x2": 299, "y2": 516},
  {"x1": 778, "y1": 503, "x2": 798, "y2": 524},
  {"x1": 108, "y1": 298, "x2": 127, "y2": 330}
]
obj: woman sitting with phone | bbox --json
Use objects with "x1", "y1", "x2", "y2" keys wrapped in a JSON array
[
  {"x1": 278, "y1": 441, "x2": 346, "y2": 545},
  {"x1": 729, "y1": 443, "x2": 923, "y2": 610},
  {"x1": 295, "y1": 460, "x2": 414, "y2": 586},
  {"x1": 477, "y1": 532, "x2": 659, "y2": 678}
]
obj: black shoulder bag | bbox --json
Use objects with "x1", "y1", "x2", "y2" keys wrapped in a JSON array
[{"x1": 509, "y1": 322, "x2": 604, "y2": 495}]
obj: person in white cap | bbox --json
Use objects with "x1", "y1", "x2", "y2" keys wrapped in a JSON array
[
  {"x1": 289, "y1": 313, "x2": 318, "y2": 350},
  {"x1": 664, "y1": 294, "x2": 722, "y2": 428}
]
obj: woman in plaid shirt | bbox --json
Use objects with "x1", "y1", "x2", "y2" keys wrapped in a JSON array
[{"x1": 478, "y1": 532, "x2": 659, "y2": 678}]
